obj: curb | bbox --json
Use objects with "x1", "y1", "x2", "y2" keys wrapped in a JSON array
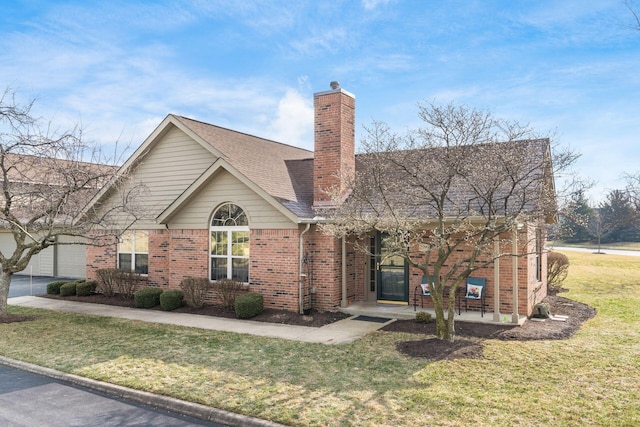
[{"x1": 0, "y1": 356, "x2": 285, "y2": 427}]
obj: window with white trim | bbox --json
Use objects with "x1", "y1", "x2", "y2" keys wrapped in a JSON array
[
  {"x1": 118, "y1": 230, "x2": 149, "y2": 274},
  {"x1": 210, "y1": 203, "x2": 249, "y2": 283}
]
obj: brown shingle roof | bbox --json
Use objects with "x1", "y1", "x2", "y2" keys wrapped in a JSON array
[
  {"x1": 173, "y1": 115, "x2": 315, "y2": 217},
  {"x1": 1, "y1": 152, "x2": 118, "y2": 224},
  {"x1": 171, "y1": 117, "x2": 553, "y2": 222},
  {"x1": 350, "y1": 138, "x2": 554, "y2": 221}
]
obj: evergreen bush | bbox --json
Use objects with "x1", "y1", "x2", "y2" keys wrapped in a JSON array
[
  {"x1": 160, "y1": 290, "x2": 184, "y2": 311},
  {"x1": 59, "y1": 282, "x2": 78, "y2": 297},
  {"x1": 415, "y1": 311, "x2": 432, "y2": 323},
  {"x1": 76, "y1": 280, "x2": 98, "y2": 296},
  {"x1": 234, "y1": 292, "x2": 263, "y2": 319},
  {"x1": 46, "y1": 280, "x2": 68, "y2": 295},
  {"x1": 134, "y1": 287, "x2": 163, "y2": 308}
]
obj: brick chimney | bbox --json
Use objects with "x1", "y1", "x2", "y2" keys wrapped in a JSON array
[{"x1": 313, "y1": 81, "x2": 355, "y2": 207}]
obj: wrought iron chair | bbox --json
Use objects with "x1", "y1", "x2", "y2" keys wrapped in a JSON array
[{"x1": 459, "y1": 277, "x2": 487, "y2": 317}]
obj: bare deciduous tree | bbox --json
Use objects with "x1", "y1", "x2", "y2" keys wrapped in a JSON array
[
  {"x1": 625, "y1": 173, "x2": 640, "y2": 229},
  {"x1": 322, "y1": 102, "x2": 577, "y2": 341},
  {"x1": 0, "y1": 88, "x2": 144, "y2": 317},
  {"x1": 625, "y1": 0, "x2": 640, "y2": 31}
]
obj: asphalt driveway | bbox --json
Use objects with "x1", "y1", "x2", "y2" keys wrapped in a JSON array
[{"x1": 8, "y1": 275, "x2": 74, "y2": 298}]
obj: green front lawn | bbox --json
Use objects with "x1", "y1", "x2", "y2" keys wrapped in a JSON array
[
  {"x1": 549, "y1": 240, "x2": 640, "y2": 251},
  {"x1": 1, "y1": 250, "x2": 639, "y2": 426}
]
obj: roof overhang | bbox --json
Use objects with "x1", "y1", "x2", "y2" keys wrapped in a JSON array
[
  {"x1": 81, "y1": 114, "x2": 226, "y2": 219},
  {"x1": 156, "y1": 157, "x2": 301, "y2": 225}
]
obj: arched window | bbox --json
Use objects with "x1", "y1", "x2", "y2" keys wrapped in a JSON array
[{"x1": 210, "y1": 203, "x2": 249, "y2": 283}]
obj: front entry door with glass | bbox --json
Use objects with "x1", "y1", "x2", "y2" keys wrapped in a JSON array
[{"x1": 375, "y1": 233, "x2": 408, "y2": 302}]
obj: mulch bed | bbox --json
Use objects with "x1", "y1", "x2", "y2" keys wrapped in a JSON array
[
  {"x1": 384, "y1": 295, "x2": 596, "y2": 360},
  {"x1": 21, "y1": 292, "x2": 596, "y2": 362},
  {"x1": 37, "y1": 293, "x2": 351, "y2": 327}
]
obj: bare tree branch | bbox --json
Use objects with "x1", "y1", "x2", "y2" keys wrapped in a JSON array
[
  {"x1": 625, "y1": 0, "x2": 640, "y2": 31},
  {"x1": 0, "y1": 87, "x2": 146, "y2": 316},
  {"x1": 321, "y1": 102, "x2": 577, "y2": 341}
]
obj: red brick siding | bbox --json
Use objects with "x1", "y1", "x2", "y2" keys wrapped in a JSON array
[
  {"x1": 250, "y1": 228, "x2": 301, "y2": 311},
  {"x1": 167, "y1": 229, "x2": 209, "y2": 286},
  {"x1": 148, "y1": 229, "x2": 170, "y2": 287},
  {"x1": 305, "y1": 227, "x2": 343, "y2": 311},
  {"x1": 85, "y1": 231, "x2": 118, "y2": 281}
]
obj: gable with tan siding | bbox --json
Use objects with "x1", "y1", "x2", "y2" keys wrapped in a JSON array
[
  {"x1": 167, "y1": 169, "x2": 297, "y2": 230},
  {"x1": 98, "y1": 125, "x2": 217, "y2": 228}
]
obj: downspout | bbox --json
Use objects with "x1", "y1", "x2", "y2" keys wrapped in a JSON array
[
  {"x1": 341, "y1": 236, "x2": 347, "y2": 308},
  {"x1": 299, "y1": 223, "x2": 311, "y2": 314}
]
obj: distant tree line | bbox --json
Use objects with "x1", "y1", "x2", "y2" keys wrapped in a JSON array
[
  {"x1": 555, "y1": 2, "x2": 640, "y2": 246},
  {"x1": 552, "y1": 174, "x2": 640, "y2": 245}
]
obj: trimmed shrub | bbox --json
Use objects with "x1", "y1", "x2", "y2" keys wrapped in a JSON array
[
  {"x1": 415, "y1": 311, "x2": 432, "y2": 323},
  {"x1": 180, "y1": 277, "x2": 212, "y2": 308},
  {"x1": 212, "y1": 278, "x2": 245, "y2": 311},
  {"x1": 234, "y1": 292, "x2": 263, "y2": 319},
  {"x1": 46, "y1": 280, "x2": 68, "y2": 295},
  {"x1": 59, "y1": 282, "x2": 78, "y2": 297},
  {"x1": 76, "y1": 280, "x2": 98, "y2": 297},
  {"x1": 547, "y1": 251, "x2": 570, "y2": 291},
  {"x1": 134, "y1": 287, "x2": 163, "y2": 308},
  {"x1": 160, "y1": 290, "x2": 184, "y2": 311}
]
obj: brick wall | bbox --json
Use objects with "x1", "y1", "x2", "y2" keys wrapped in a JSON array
[
  {"x1": 148, "y1": 229, "x2": 170, "y2": 287},
  {"x1": 167, "y1": 229, "x2": 209, "y2": 286},
  {"x1": 86, "y1": 226, "x2": 313, "y2": 311},
  {"x1": 250, "y1": 228, "x2": 301, "y2": 311},
  {"x1": 86, "y1": 223, "x2": 547, "y2": 316},
  {"x1": 86, "y1": 231, "x2": 118, "y2": 281},
  {"x1": 305, "y1": 226, "x2": 343, "y2": 311}
]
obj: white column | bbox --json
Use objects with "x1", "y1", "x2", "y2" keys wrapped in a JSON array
[
  {"x1": 512, "y1": 227, "x2": 519, "y2": 324},
  {"x1": 493, "y1": 237, "x2": 501, "y2": 322}
]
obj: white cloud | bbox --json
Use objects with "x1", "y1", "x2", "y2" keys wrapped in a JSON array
[
  {"x1": 289, "y1": 28, "x2": 350, "y2": 56},
  {"x1": 362, "y1": 0, "x2": 393, "y2": 11},
  {"x1": 266, "y1": 88, "x2": 314, "y2": 149}
]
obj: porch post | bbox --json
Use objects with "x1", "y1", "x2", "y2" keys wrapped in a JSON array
[
  {"x1": 341, "y1": 236, "x2": 348, "y2": 308},
  {"x1": 493, "y1": 237, "x2": 501, "y2": 322},
  {"x1": 512, "y1": 227, "x2": 519, "y2": 323}
]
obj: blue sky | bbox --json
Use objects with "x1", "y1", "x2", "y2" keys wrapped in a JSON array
[{"x1": 1, "y1": 0, "x2": 638, "y2": 202}]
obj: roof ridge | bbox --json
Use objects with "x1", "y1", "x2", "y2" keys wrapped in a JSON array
[
  {"x1": 4, "y1": 151, "x2": 117, "y2": 168},
  {"x1": 172, "y1": 114, "x2": 314, "y2": 155}
]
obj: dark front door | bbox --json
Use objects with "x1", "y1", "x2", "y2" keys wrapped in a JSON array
[{"x1": 376, "y1": 233, "x2": 408, "y2": 302}]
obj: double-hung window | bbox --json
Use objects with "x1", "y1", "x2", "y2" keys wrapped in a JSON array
[
  {"x1": 210, "y1": 203, "x2": 249, "y2": 283},
  {"x1": 118, "y1": 230, "x2": 149, "y2": 274}
]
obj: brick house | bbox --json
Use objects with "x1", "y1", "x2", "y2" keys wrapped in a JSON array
[{"x1": 85, "y1": 83, "x2": 554, "y2": 320}]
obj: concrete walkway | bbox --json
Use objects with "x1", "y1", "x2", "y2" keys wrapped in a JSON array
[{"x1": 8, "y1": 296, "x2": 393, "y2": 345}]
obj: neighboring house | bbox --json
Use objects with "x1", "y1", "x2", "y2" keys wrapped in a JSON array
[
  {"x1": 0, "y1": 153, "x2": 112, "y2": 278},
  {"x1": 0, "y1": 232, "x2": 85, "y2": 278},
  {"x1": 85, "y1": 84, "x2": 553, "y2": 318}
]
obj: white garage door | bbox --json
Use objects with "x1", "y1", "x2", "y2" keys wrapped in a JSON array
[
  {"x1": 55, "y1": 236, "x2": 87, "y2": 278},
  {"x1": 0, "y1": 232, "x2": 54, "y2": 276}
]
